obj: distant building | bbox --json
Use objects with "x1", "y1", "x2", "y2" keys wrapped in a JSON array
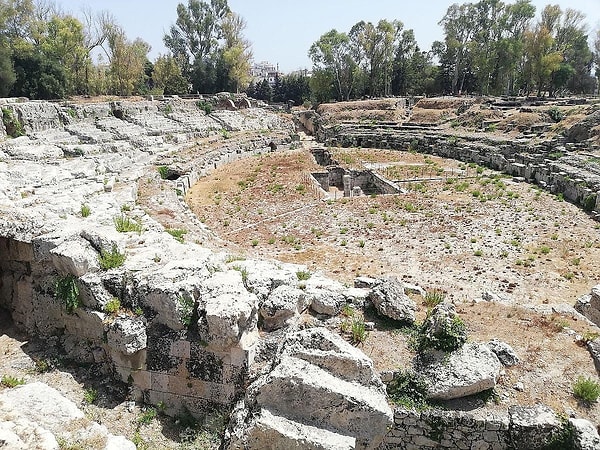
[{"x1": 250, "y1": 61, "x2": 284, "y2": 86}]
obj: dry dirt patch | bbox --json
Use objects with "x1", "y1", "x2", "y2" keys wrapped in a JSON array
[{"x1": 186, "y1": 143, "x2": 600, "y2": 425}]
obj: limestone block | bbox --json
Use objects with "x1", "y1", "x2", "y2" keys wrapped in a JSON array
[
  {"x1": 508, "y1": 404, "x2": 560, "y2": 449},
  {"x1": 230, "y1": 408, "x2": 356, "y2": 450},
  {"x1": 107, "y1": 315, "x2": 147, "y2": 355},
  {"x1": 283, "y1": 328, "x2": 381, "y2": 387},
  {"x1": 308, "y1": 288, "x2": 345, "y2": 316},
  {"x1": 420, "y1": 343, "x2": 502, "y2": 400},
  {"x1": 0, "y1": 382, "x2": 135, "y2": 449},
  {"x1": 230, "y1": 260, "x2": 298, "y2": 300},
  {"x1": 487, "y1": 339, "x2": 519, "y2": 366},
  {"x1": 204, "y1": 292, "x2": 259, "y2": 350},
  {"x1": 569, "y1": 418, "x2": 600, "y2": 450},
  {"x1": 50, "y1": 238, "x2": 99, "y2": 277},
  {"x1": 78, "y1": 272, "x2": 114, "y2": 309},
  {"x1": 253, "y1": 356, "x2": 393, "y2": 448},
  {"x1": 260, "y1": 285, "x2": 307, "y2": 331},
  {"x1": 0, "y1": 416, "x2": 58, "y2": 450},
  {"x1": 369, "y1": 277, "x2": 416, "y2": 323}
]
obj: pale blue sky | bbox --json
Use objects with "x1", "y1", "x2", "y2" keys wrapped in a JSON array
[{"x1": 59, "y1": 0, "x2": 599, "y2": 72}]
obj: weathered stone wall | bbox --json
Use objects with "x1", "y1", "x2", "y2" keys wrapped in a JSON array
[
  {"x1": 381, "y1": 404, "x2": 597, "y2": 450},
  {"x1": 322, "y1": 127, "x2": 600, "y2": 215}
]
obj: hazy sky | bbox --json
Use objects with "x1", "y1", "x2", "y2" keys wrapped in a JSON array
[{"x1": 59, "y1": 0, "x2": 600, "y2": 73}]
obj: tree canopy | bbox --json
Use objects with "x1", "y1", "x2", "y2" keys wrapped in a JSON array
[{"x1": 0, "y1": 0, "x2": 597, "y2": 101}]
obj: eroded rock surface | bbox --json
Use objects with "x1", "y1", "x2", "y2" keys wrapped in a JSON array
[{"x1": 0, "y1": 382, "x2": 135, "y2": 450}]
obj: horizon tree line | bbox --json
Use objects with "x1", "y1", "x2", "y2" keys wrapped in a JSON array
[{"x1": 0, "y1": 0, "x2": 598, "y2": 103}]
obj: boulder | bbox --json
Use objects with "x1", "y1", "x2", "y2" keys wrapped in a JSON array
[
  {"x1": 569, "y1": 418, "x2": 600, "y2": 450},
  {"x1": 508, "y1": 404, "x2": 561, "y2": 450},
  {"x1": 227, "y1": 327, "x2": 392, "y2": 449},
  {"x1": 107, "y1": 315, "x2": 147, "y2": 355},
  {"x1": 0, "y1": 382, "x2": 135, "y2": 450},
  {"x1": 575, "y1": 285, "x2": 600, "y2": 327},
  {"x1": 419, "y1": 342, "x2": 502, "y2": 400},
  {"x1": 283, "y1": 328, "x2": 381, "y2": 386},
  {"x1": 230, "y1": 408, "x2": 355, "y2": 450},
  {"x1": 50, "y1": 238, "x2": 100, "y2": 276},
  {"x1": 260, "y1": 285, "x2": 307, "y2": 331},
  {"x1": 417, "y1": 302, "x2": 467, "y2": 352},
  {"x1": 487, "y1": 338, "x2": 519, "y2": 366},
  {"x1": 308, "y1": 288, "x2": 345, "y2": 316},
  {"x1": 253, "y1": 356, "x2": 392, "y2": 449},
  {"x1": 368, "y1": 277, "x2": 416, "y2": 323}
]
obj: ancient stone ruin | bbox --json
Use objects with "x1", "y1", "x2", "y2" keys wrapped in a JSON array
[{"x1": 1, "y1": 95, "x2": 600, "y2": 449}]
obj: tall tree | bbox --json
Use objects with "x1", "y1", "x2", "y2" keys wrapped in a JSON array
[
  {"x1": 163, "y1": 0, "x2": 229, "y2": 77},
  {"x1": 103, "y1": 23, "x2": 150, "y2": 95},
  {"x1": 309, "y1": 29, "x2": 356, "y2": 101},
  {"x1": 350, "y1": 19, "x2": 402, "y2": 96},
  {"x1": 221, "y1": 11, "x2": 252, "y2": 93}
]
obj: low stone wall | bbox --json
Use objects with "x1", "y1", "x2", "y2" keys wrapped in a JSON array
[
  {"x1": 381, "y1": 404, "x2": 593, "y2": 450},
  {"x1": 323, "y1": 127, "x2": 600, "y2": 216}
]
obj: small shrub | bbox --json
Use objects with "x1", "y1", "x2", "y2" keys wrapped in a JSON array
[
  {"x1": 99, "y1": 245, "x2": 126, "y2": 270},
  {"x1": 251, "y1": 239, "x2": 259, "y2": 247},
  {"x1": 166, "y1": 228, "x2": 187, "y2": 243},
  {"x1": 1, "y1": 374, "x2": 25, "y2": 388},
  {"x1": 573, "y1": 376, "x2": 600, "y2": 405},
  {"x1": 196, "y1": 101, "x2": 213, "y2": 115},
  {"x1": 547, "y1": 107, "x2": 565, "y2": 123},
  {"x1": 83, "y1": 387, "x2": 98, "y2": 404},
  {"x1": 387, "y1": 370, "x2": 429, "y2": 409},
  {"x1": 114, "y1": 215, "x2": 143, "y2": 233},
  {"x1": 80, "y1": 204, "x2": 91, "y2": 217},
  {"x1": 424, "y1": 290, "x2": 445, "y2": 308},
  {"x1": 54, "y1": 274, "x2": 81, "y2": 314},
  {"x1": 539, "y1": 245, "x2": 551, "y2": 255},
  {"x1": 157, "y1": 166, "x2": 170, "y2": 179},
  {"x1": 138, "y1": 407, "x2": 157, "y2": 425},
  {"x1": 351, "y1": 317, "x2": 368, "y2": 344},
  {"x1": 177, "y1": 295, "x2": 195, "y2": 327},
  {"x1": 104, "y1": 297, "x2": 121, "y2": 314},
  {"x1": 414, "y1": 310, "x2": 468, "y2": 353},
  {"x1": 2, "y1": 108, "x2": 24, "y2": 137},
  {"x1": 296, "y1": 270, "x2": 311, "y2": 281},
  {"x1": 473, "y1": 249, "x2": 483, "y2": 257}
]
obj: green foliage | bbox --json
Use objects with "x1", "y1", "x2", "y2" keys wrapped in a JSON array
[
  {"x1": 582, "y1": 195, "x2": 596, "y2": 212},
  {"x1": 83, "y1": 387, "x2": 98, "y2": 404},
  {"x1": 104, "y1": 297, "x2": 121, "y2": 314},
  {"x1": 177, "y1": 295, "x2": 195, "y2": 327},
  {"x1": 166, "y1": 228, "x2": 187, "y2": 243},
  {"x1": 157, "y1": 165, "x2": 170, "y2": 179},
  {"x1": 99, "y1": 245, "x2": 126, "y2": 270},
  {"x1": 1, "y1": 374, "x2": 25, "y2": 388},
  {"x1": 2, "y1": 108, "x2": 24, "y2": 137},
  {"x1": 413, "y1": 310, "x2": 468, "y2": 353},
  {"x1": 296, "y1": 270, "x2": 311, "y2": 281},
  {"x1": 547, "y1": 107, "x2": 565, "y2": 123},
  {"x1": 114, "y1": 215, "x2": 143, "y2": 233},
  {"x1": 137, "y1": 407, "x2": 157, "y2": 425},
  {"x1": 196, "y1": 100, "x2": 213, "y2": 115},
  {"x1": 54, "y1": 274, "x2": 81, "y2": 314},
  {"x1": 387, "y1": 370, "x2": 429, "y2": 409},
  {"x1": 80, "y1": 204, "x2": 91, "y2": 217},
  {"x1": 573, "y1": 376, "x2": 600, "y2": 405},
  {"x1": 424, "y1": 290, "x2": 445, "y2": 308},
  {"x1": 350, "y1": 317, "x2": 368, "y2": 344}
]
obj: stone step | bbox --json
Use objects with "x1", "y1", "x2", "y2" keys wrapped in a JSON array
[
  {"x1": 255, "y1": 356, "x2": 392, "y2": 445},
  {"x1": 242, "y1": 408, "x2": 355, "y2": 450}
]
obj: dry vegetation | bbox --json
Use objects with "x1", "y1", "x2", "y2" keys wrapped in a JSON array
[{"x1": 186, "y1": 140, "x2": 600, "y2": 425}]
